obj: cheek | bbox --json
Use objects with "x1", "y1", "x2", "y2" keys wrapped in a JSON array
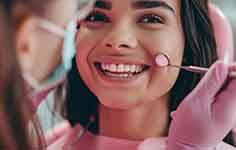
[
  {"x1": 140, "y1": 27, "x2": 185, "y2": 66},
  {"x1": 76, "y1": 29, "x2": 96, "y2": 54},
  {"x1": 76, "y1": 27, "x2": 106, "y2": 56},
  {"x1": 75, "y1": 28, "x2": 100, "y2": 64},
  {"x1": 144, "y1": 64, "x2": 180, "y2": 104},
  {"x1": 75, "y1": 28, "x2": 105, "y2": 90},
  {"x1": 75, "y1": 30, "x2": 93, "y2": 83},
  {"x1": 139, "y1": 29, "x2": 184, "y2": 99}
]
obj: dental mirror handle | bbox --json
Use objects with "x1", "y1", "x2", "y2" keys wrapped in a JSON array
[{"x1": 168, "y1": 65, "x2": 236, "y2": 78}]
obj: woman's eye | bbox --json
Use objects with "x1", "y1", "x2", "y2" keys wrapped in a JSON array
[
  {"x1": 85, "y1": 11, "x2": 110, "y2": 23},
  {"x1": 138, "y1": 14, "x2": 164, "y2": 24}
]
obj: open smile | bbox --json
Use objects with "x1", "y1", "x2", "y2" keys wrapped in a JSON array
[{"x1": 94, "y1": 62, "x2": 150, "y2": 79}]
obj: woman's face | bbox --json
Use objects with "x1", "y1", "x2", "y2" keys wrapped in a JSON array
[{"x1": 76, "y1": 0, "x2": 184, "y2": 109}]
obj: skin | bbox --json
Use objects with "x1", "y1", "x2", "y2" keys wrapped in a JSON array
[
  {"x1": 76, "y1": 0, "x2": 184, "y2": 140},
  {"x1": 16, "y1": 0, "x2": 78, "y2": 83}
]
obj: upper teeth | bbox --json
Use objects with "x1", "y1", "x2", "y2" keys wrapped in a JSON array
[{"x1": 101, "y1": 63, "x2": 143, "y2": 73}]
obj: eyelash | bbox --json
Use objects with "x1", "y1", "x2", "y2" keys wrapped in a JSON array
[
  {"x1": 84, "y1": 11, "x2": 164, "y2": 25},
  {"x1": 138, "y1": 14, "x2": 164, "y2": 24},
  {"x1": 85, "y1": 11, "x2": 110, "y2": 23}
]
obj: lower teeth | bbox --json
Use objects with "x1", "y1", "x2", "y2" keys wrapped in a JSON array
[{"x1": 104, "y1": 71, "x2": 133, "y2": 78}]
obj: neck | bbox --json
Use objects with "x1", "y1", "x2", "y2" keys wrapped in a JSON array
[{"x1": 99, "y1": 95, "x2": 169, "y2": 140}]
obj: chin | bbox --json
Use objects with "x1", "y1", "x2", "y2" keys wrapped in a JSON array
[{"x1": 97, "y1": 94, "x2": 142, "y2": 110}]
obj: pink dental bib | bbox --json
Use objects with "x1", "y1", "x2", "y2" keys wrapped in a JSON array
[{"x1": 47, "y1": 123, "x2": 235, "y2": 150}]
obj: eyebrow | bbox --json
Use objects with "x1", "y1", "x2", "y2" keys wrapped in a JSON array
[
  {"x1": 94, "y1": 0, "x2": 175, "y2": 14},
  {"x1": 132, "y1": 0, "x2": 175, "y2": 14}
]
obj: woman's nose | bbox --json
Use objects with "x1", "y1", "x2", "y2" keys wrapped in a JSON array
[{"x1": 102, "y1": 24, "x2": 138, "y2": 50}]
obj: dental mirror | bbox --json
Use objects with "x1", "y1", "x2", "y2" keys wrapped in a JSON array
[{"x1": 155, "y1": 53, "x2": 236, "y2": 78}]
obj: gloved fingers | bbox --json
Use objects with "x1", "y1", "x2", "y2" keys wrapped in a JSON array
[
  {"x1": 186, "y1": 61, "x2": 228, "y2": 104},
  {"x1": 228, "y1": 62, "x2": 236, "y2": 72},
  {"x1": 212, "y1": 63, "x2": 236, "y2": 126}
]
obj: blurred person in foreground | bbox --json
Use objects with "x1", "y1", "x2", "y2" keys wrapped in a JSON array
[{"x1": 0, "y1": 0, "x2": 44, "y2": 149}]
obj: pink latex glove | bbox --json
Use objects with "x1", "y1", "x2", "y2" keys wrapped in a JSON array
[{"x1": 167, "y1": 61, "x2": 236, "y2": 150}]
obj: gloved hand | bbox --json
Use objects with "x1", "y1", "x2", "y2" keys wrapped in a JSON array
[{"x1": 167, "y1": 61, "x2": 236, "y2": 150}]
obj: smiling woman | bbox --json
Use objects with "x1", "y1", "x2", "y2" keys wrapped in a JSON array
[{"x1": 47, "y1": 0, "x2": 236, "y2": 149}]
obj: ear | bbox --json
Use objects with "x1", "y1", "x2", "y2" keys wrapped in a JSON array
[{"x1": 16, "y1": 16, "x2": 37, "y2": 73}]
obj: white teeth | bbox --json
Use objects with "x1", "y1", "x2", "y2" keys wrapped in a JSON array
[
  {"x1": 110, "y1": 64, "x2": 116, "y2": 72},
  {"x1": 117, "y1": 64, "x2": 124, "y2": 72},
  {"x1": 136, "y1": 66, "x2": 142, "y2": 73},
  {"x1": 105, "y1": 72, "x2": 130, "y2": 78},
  {"x1": 124, "y1": 65, "x2": 130, "y2": 72},
  {"x1": 100, "y1": 63, "x2": 144, "y2": 73},
  {"x1": 130, "y1": 65, "x2": 136, "y2": 73}
]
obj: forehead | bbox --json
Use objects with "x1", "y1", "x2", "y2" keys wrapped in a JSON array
[
  {"x1": 94, "y1": 0, "x2": 179, "y2": 11},
  {"x1": 93, "y1": 0, "x2": 181, "y2": 17}
]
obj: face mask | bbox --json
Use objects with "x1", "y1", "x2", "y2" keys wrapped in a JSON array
[
  {"x1": 23, "y1": 19, "x2": 76, "y2": 94},
  {"x1": 24, "y1": 0, "x2": 95, "y2": 94},
  {"x1": 41, "y1": 19, "x2": 77, "y2": 88}
]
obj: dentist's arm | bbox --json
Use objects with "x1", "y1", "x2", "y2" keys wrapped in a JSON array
[{"x1": 167, "y1": 61, "x2": 236, "y2": 150}]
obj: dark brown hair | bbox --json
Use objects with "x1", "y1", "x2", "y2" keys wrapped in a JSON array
[
  {"x1": 64, "y1": 0, "x2": 234, "y2": 145},
  {"x1": 11, "y1": 0, "x2": 52, "y2": 31},
  {"x1": 0, "y1": 0, "x2": 46, "y2": 149},
  {"x1": 0, "y1": 1, "x2": 32, "y2": 149}
]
